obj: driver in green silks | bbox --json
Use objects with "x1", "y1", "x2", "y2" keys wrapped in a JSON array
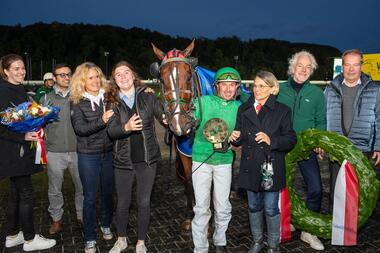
[{"x1": 191, "y1": 67, "x2": 241, "y2": 253}]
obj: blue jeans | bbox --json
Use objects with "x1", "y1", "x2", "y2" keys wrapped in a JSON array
[
  {"x1": 247, "y1": 191, "x2": 279, "y2": 217},
  {"x1": 78, "y1": 152, "x2": 114, "y2": 242},
  {"x1": 298, "y1": 153, "x2": 322, "y2": 212}
]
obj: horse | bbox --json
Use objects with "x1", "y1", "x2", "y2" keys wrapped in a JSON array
[{"x1": 151, "y1": 40, "x2": 201, "y2": 230}]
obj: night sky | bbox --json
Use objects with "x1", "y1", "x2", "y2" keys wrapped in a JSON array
[{"x1": 1, "y1": 0, "x2": 379, "y2": 53}]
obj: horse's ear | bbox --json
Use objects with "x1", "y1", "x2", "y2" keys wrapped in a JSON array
[
  {"x1": 183, "y1": 39, "x2": 195, "y2": 57},
  {"x1": 151, "y1": 43, "x2": 166, "y2": 60}
]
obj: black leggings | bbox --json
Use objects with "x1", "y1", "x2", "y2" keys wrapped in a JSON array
[
  {"x1": 114, "y1": 162, "x2": 156, "y2": 240},
  {"x1": 6, "y1": 175, "x2": 35, "y2": 241}
]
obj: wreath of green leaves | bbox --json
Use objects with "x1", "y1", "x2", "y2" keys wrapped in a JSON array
[{"x1": 286, "y1": 129, "x2": 380, "y2": 239}]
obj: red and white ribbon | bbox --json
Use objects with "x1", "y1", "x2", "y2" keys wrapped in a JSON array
[
  {"x1": 279, "y1": 187, "x2": 291, "y2": 242},
  {"x1": 331, "y1": 160, "x2": 358, "y2": 246},
  {"x1": 35, "y1": 128, "x2": 47, "y2": 164}
]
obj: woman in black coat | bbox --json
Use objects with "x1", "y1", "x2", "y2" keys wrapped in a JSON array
[
  {"x1": 69, "y1": 62, "x2": 115, "y2": 253},
  {"x1": 106, "y1": 61, "x2": 165, "y2": 253},
  {"x1": 0, "y1": 54, "x2": 56, "y2": 251},
  {"x1": 229, "y1": 71, "x2": 296, "y2": 253}
]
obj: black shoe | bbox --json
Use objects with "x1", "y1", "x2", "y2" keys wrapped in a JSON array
[{"x1": 215, "y1": 245, "x2": 227, "y2": 253}]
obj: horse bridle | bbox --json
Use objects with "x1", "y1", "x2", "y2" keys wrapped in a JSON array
[{"x1": 158, "y1": 56, "x2": 201, "y2": 134}]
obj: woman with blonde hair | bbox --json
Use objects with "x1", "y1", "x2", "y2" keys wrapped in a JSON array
[{"x1": 70, "y1": 62, "x2": 114, "y2": 253}]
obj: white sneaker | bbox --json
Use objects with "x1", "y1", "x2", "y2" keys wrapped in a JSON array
[
  {"x1": 5, "y1": 231, "x2": 24, "y2": 247},
  {"x1": 23, "y1": 234, "x2": 56, "y2": 251},
  {"x1": 136, "y1": 244, "x2": 147, "y2": 253},
  {"x1": 109, "y1": 238, "x2": 128, "y2": 253},
  {"x1": 300, "y1": 231, "x2": 325, "y2": 251},
  {"x1": 101, "y1": 227, "x2": 113, "y2": 240},
  {"x1": 85, "y1": 240, "x2": 97, "y2": 253}
]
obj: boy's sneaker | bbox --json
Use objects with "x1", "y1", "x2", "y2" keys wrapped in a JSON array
[
  {"x1": 85, "y1": 240, "x2": 97, "y2": 253},
  {"x1": 23, "y1": 234, "x2": 56, "y2": 251},
  {"x1": 109, "y1": 238, "x2": 128, "y2": 253},
  {"x1": 5, "y1": 231, "x2": 24, "y2": 248},
  {"x1": 100, "y1": 227, "x2": 113, "y2": 240}
]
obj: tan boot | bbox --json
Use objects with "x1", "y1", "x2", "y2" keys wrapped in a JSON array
[{"x1": 49, "y1": 218, "x2": 63, "y2": 235}]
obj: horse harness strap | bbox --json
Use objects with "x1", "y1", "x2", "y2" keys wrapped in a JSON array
[
  {"x1": 160, "y1": 57, "x2": 190, "y2": 66},
  {"x1": 159, "y1": 56, "x2": 200, "y2": 134}
]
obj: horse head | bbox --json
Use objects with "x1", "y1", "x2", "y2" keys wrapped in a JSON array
[{"x1": 151, "y1": 40, "x2": 199, "y2": 136}]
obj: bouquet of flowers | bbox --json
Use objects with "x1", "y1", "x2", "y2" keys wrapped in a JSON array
[
  {"x1": 0, "y1": 101, "x2": 60, "y2": 133},
  {"x1": 0, "y1": 101, "x2": 60, "y2": 164}
]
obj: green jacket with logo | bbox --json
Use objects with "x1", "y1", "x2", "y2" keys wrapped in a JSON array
[
  {"x1": 193, "y1": 95, "x2": 240, "y2": 165},
  {"x1": 35, "y1": 86, "x2": 53, "y2": 103},
  {"x1": 277, "y1": 78, "x2": 326, "y2": 133}
]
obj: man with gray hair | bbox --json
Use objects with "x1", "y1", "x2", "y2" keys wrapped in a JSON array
[{"x1": 277, "y1": 50, "x2": 326, "y2": 251}]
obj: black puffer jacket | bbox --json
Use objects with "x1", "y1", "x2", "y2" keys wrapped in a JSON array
[
  {"x1": 0, "y1": 79, "x2": 42, "y2": 178},
  {"x1": 70, "y1": 98, "x2": 113, "y2": 154},
  {"x1": 107, "y1": 86, "x2": 164, "y2": 169}
]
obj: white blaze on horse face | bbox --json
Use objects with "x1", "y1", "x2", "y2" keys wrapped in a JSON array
[{"x1": 169, "y1": 67, "x2": 183, "y2": 135}]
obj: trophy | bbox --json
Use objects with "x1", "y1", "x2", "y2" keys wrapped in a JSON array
[{"x1": 202, "y1": 118, "x2": 229, "y2": 152}]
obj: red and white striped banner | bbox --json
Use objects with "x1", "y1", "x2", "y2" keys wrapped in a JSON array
[
  {"x1": 279, "y1": 187, "x2": 291, "y2": 242},
  {"x1": 35, "y1": 128, "x2": 47, "y2": 165},
  {"x1": 331, "y1": 160, "x2": 358, "y2": 246}
]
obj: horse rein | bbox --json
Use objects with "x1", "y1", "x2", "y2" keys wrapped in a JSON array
[{"x1": 158, "y1": 56, "x2": 201, "y2": 134}]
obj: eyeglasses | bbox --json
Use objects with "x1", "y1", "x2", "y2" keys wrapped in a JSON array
[
  {"x1": 253, "y1": 84, "x2": 271, "y2": 89},
  {"x1": 216, "y1": 72, "x2": 240, "y2": 82},
  {"x1": 55, "y1": 73, "x2": 72, "y2": 78}
]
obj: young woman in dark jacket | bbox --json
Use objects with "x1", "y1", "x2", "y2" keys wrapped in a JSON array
[
  {"x1": 106, "y1": 61, "x2": 165, "y2": 253},
  {"x1": 70, "y1": 62, "x2": 114, "y2": 253},
  {"x1": 229, "y1": 71, "x2": 296, "y2": 253},
  {"x1": 0, "y1": 54, "x2": 56, "y2": 251}
]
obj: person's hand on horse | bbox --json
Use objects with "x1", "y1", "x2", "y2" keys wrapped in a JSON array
[
  {"x1": 255, "y1": 131, "x2": 270, "y2": 145},
  {"x1": 144, "y1": 87, "x2": 155, "y2": 93},
  {"x1": 125, "y1": 113, "x2": 143, "y2": 132},
  {"x1": 229, "y1": 130, "x2": 241, "y2": 143},
  {"x1": 102, "y1": 109, "x2": 114, "y2": 123}
]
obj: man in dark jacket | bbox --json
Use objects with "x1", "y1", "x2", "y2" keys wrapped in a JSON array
[
  {"x1": 41, "y1": 63, "x2": 83, "y2": 234},
  {"x1": 325, "y1": 49, "x2": 380, "y2": 199},
  {"x1": 277, "y1": 51, "x2": 326, "y2": 250}
]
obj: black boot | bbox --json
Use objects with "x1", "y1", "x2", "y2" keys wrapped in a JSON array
[
  {"x1": 266, "y1": 214, "x2": 280, "y2": 253},
  {"x1": 248, "y1": 211, "x2": 264, "y2": 253}
]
